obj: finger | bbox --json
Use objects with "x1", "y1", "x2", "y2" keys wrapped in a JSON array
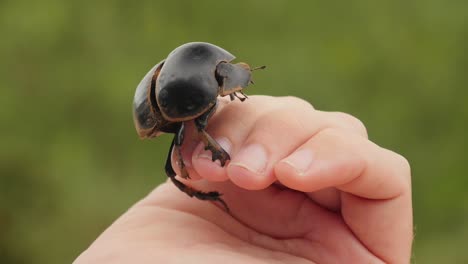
[
  {"x1": 276, "y1": 182, "x2": 342, "y2": 212},
  {"x1": 306, "y1": 188, "x2": 341, "y2": 212},
  {"x1": 225, "y1": 106, "x2": 315, "y2": 190},
  {"x1": 172, "y1": 110, "x2": 367, "y2": 182},
  {"x1": 171, "y1": 96, "x2": 273, "y2": 181},
  {"x1": 319, "y1": 111, "x2": 368, "y2": 138},
  {"x1": 303, "y1": 111, "x2": 367, "y2": 211},
  {"x1": 191, "y1": 95, "x2": 315, "y2": 183},
  {"x1": 274, "y1": 128, "x2": 412, "y2": 263},
  {"x1": 275, "y1": 127, "x2": 410, "y2": 199},
  {"x1": 190, "y1": 95, "x2": 281, "y2": 182},
  {"x1": 189, "y1": 96, "x2": 368, "y2": 189},
  {"x1": 223, "y1": 100, "x2": 368, "y2": 190}
]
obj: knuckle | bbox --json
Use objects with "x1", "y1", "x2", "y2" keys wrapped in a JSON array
[
  {"x1": 280, "y1": 96, "x2": 315, "y2": 110},
  {"x1": 395, "y1": 153, "x2": 412, "y2": 193},
  {"x1": 316, "y1": 127, "x2": 350, "y2": 144},
  {"x1": 316, "y1": 127, "x2": 368, "y2": 176},
  {"x1": 334, "y1": 112, "x2": 368, "y2": 137},
  {"x1": 318, "y1": 126, "x2": 344, "y2": 137},
  {"x1": 395, "y1": 153, "x2": 412, "y2": 177},
  {"x1": 384, "y1": 149, "x2": 412, "y2": 192},
  {"x1": 255, "y1": 108, "x2": 292, "y2": 131}
]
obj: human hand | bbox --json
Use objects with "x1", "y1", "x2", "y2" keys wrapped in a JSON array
[{"x1": 75, "y1": 96, "x2": 413, "y2": 264}]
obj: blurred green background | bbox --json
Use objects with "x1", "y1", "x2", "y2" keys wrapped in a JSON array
[{"x1": 1, "y1": 0, "x2": 467, "y2": 263}]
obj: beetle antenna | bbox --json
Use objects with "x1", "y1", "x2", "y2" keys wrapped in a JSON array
[{"x1": 251, "y1": 65, "x2": 266, "y2": 71}]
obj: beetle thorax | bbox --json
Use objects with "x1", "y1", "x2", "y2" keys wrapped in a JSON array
[{"x1": 156, "y1": 77, "x2": 217, "y2": 122}]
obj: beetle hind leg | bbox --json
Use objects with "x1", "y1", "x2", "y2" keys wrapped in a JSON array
[
  {"x1": 164, "y1": 136, "x2": 230, "y2": 212},
  {"x1": 174, "y1": 122, "x2": 190, "y2": 179}
]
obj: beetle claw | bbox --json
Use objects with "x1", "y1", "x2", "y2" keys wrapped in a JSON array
[
  {"x1": 169, "y1": 176, "x2": 230, "y2": 212},
  {"x1": 208, "y1": 145, "x2": 231, "y2": 166}
]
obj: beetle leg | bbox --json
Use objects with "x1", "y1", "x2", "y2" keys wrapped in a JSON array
[
  {"x1": 194, "y1": 104, "x2": 231, "y2": 166},
  {"x1": 240, "y1": 91, "x2": 249, "y2": 99},
  {"x1": 234, "y1": 92, "x2": 247, "y2": 102},
  {"x1": 165, "y1": 137, "x2": 230, "y2": 212},
  {"x1": 229, "y1": 93, "x2": 235, "y2": 101},
  {"x1": 174, "y1": 122, "x2": 190, "y2": 179},
  {"x1": 165, "y1": 137, "x2": 177, "y2": 177}
]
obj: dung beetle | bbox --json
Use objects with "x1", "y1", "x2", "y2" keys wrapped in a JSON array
[{"x1": 133, "y1": 42, "x2": 264, "y2": 211}]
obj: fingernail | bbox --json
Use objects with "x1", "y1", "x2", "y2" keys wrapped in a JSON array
[
  {"x1": 230, "y1": 144, "x2": 268, "y2": 174},
  {"x1": 197, "y1": 137, "x2": 232, "y2": 165},
  {"x1": 282, "y1": 149, "x2": 314, "y2": 175}
]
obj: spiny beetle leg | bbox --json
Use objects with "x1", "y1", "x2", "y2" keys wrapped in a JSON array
[
  {"x1": 169, "y1": 174, "x2": 230, "y2": 212},
  {"x1": 195, "y1": 104, "x2": 231, "y2": 166},
  {"x1": 174, "y1": 146, "x2": 190, "y2": 179},
  {"x1": 165, "y1": 138, "x2": 177, "y2": 178},
  {"x1": 175, "y1": 122, "x2": 190, "y2": 179},
  {"x1": 200, "y1": 133, "x2": 230, "y2": 166}
]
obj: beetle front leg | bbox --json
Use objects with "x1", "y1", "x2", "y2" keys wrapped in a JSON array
[
  {"x1": 164, "y1": 137, "x2": 230, "y2": 212},
  {"x1": 194, "y1": 104, "x2": 231, "y2": 166}
]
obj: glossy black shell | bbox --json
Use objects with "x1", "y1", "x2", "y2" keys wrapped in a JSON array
[
  {"x1": 156, "y1": 42, "x2": 235, "y2": 121},
  {"x1": 133, "y1": 42, "x2": 236, "y2": 138},
  {"x1": 133, "y1": 60, "x2": 178, "y2": 138}
]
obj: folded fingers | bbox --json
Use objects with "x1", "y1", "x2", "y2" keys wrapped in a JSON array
[{"x1": 184, "y1": 96, "x2": 369, "y2": 190}]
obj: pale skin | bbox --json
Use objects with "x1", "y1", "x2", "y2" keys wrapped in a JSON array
[{"x1": 74, "y1": 96, "x2": 413, "y2": 264}]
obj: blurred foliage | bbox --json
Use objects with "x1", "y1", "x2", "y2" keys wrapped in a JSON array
[{"x1": 0, "y1": 0, "x2": 467, "y2": 263}]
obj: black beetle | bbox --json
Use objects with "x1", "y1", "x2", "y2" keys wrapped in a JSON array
[{"x1": 133, "y1": 42, "x2": 264, "y2": 211}]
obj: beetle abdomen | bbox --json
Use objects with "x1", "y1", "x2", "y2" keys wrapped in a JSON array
[{"x1": 156, "y1": 42, "x2": 235, "y2": 121}]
